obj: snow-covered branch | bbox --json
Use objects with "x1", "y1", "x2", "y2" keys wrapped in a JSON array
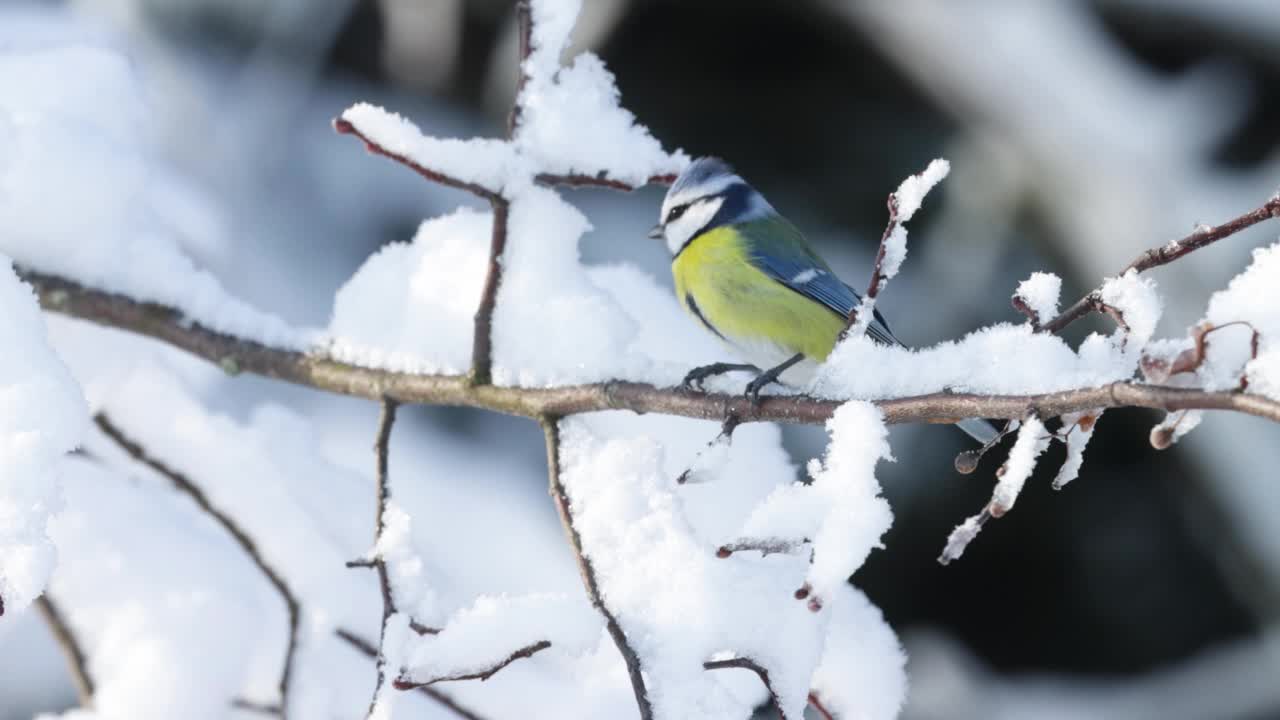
[
  {"x1": 1043, "y1": 194, "x2": 1280, "y2": 333},
  {"x1": 542, "y1": 419, "x2": 653, "y2": 718},
  {"x1": 22, "y1": 269, "x2": 1280, "y2": 427},
  {"x1": 845, "y1": 159, "x2": 950, "y2": 337},
  {"x1": 394, "y1": 640, "x2": 552, "y2": 688}
]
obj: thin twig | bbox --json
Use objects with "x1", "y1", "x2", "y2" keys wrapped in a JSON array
[
  {"x1": 542, "y1": 418, "x2": 654, "y2": 719},
  {"x1": 844, "y1": 193, "x2": 900, "y2": 333},
  {"x1": 534, "y1": 172, "x2": 677, "y2": 192},
  {"x1": 703, "y1": 657, "x2": 791, "y2": 720},
  {"x1": 365, "y1": 398, "x2": 400, "y2": 718},
  {"x1": 470, "y1": 197, "x2": 509, "y2": 386},
  {"x1": 1042, "y1": 195, "x2": 1280, "y2": 333},
  {"x1": 93, "y1": 413, "x2": 300, "y2": 717},
  {"x1": 35, "y1": 594, "x2": 94, "y2": 706},
  {"x1": 393, "y1": 640, "x2": 552, "y2": 688},
  {"x1": 22, "y1": 271, "x2": 1280, "y2": 427},
  {"x1": 335, "y1": 629, "x2": 487, "y2": 720},
  {"x1": 715, "y1": 537, "x2": 810, "y2": 558}
]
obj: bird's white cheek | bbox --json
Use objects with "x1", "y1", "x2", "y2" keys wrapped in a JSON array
[{"x1": 665, "y1": 198, "x2": 723, "y2": 255}]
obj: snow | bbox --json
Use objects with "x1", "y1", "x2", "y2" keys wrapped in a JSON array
[
  {"x1": 339, "y1": 103, "x2": 518, "y2": 193},
  {"x1": 815, "y1": 322, "x2": 1135, "y2": 399},
  {"x1": 1053, "y1": 411, "x2": 1099, "y2": 490},
  {"x1": 0, "y1": 259, "x2": 87, "y2": 621},
  {"x1": 849, "y1": 159, "x2": 949, "y2": 337},
  {"x1": 809, "y1": 586, "x2": 908, "y2": 720},
  {"x1": 399, "y1": 593, "x2": 596, "y2": 686},
  {"x1": 558, "y1": 408, "x2": 904, "y2": 719},
  {"x1": 991, "y1": 417, "x2": 1050, "y2": 514},
  {"x1": 740, "y1": 402, "x2": 894, "y2": 602},
  {"x1": 329, "y1": 208, "x2": 491, "y2": 375},
  {"x1": 894, "y1": 158, "x2": 951, "y2": 221},
  {"x1": 939, "y1": 514, "x2": 986, "y2": 566},
  {"x1": 1202, "y1": 241, "x2": 1280, "y2": 393},
  {"x1": 514, "y1": 0, "x2": 686, "y2": 185},
  {"x1": 1014, "y1": 272, "x2": 1063, "y2": 327},
  {"x1": 0, "y1": 43, "x2": 313, "y2": 349},
  {"x1": 1099, "y1": 270, "x2": 1163, "y2": 349}
]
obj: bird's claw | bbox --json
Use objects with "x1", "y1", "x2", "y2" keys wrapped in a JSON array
[{"x1": 743, "y1": 374, "x2": 778, "y2": 407}]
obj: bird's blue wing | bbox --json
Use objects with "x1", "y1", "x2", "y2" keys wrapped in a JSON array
[{"x1": 738, "y1": 216, "x2": 899, "y2": 346}]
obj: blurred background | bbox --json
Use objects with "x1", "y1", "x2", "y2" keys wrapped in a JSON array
[{"x1": 5, "y1": 0, "x2": 1280, "y2": 718}]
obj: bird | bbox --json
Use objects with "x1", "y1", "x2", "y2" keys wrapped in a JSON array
[{"x1": 649, "y1": 156, "x2": 997, "y2": 445}]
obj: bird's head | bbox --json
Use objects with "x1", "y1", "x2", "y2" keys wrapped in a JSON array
[{"x1": 650, "y1": 156, "x2": 774, "y2": 255}]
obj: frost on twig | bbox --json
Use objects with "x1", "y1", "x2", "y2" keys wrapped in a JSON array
[
  {"x1": 940, "y1": 416, "x2": 1050, "y2": 564},
  {"x1": 677, "y1": 415, "x2": 741, "y2": 484},
  {"x1": 1053, "y1": 411, "x2": 1100, "y2": 490},
  {"x1": 844, "y1": 158, "x2": 949, "y2": 337},
  {"x1": 715, "y1": 537, "x2": 811, "y2": 559}
]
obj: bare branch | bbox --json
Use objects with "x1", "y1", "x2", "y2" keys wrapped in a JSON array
[
  {"x1": 1043, "y1": 194, "x2": 1280, "y2": 333},
  {"x1": 365, "y1": 398, "x2": 400, "y2": 718},
  {"x1": 542, "y1": 418, "x2": 653, "y2": 719},
  {"x1": 470, "y1": 197, "x2": 509, "y2": 386},
  {"x1": 93, "y1": 413, "x2": 300, "y2": 716},
  {"x1": 808, "y1": 692, "x2": 836, "y2": 720},
  {"x1": 24, "y1": 271, "x2": 1280, "y2": 429},
  {"x1": 703, "y1": 657, "x2": 792, "y2": 720},
  {"x1": 231, "y1": 699, "x2": 282, "y2": 716},
  {"x1": 335, "y1": 629, "x2": 487, "y2": 720},
  {"x1": 393, "y1": 640, "x2": 552, "y2": 688},
  {"x1": 36, "y1": 594, "x2": 94, "y2": 706}
]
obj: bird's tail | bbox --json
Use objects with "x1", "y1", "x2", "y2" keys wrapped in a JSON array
[{"x1": 957, "y1": 417, "x2": 1000, "y2": 445}]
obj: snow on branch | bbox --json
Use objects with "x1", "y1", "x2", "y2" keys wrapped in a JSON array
[
  {"x1": 542, "y1": 419, "x2": 653, "y2": 718},
  {"x1": 845, "y1": 158, "x2": 949, "y2": 337},
  {"x1": 1042, "y1": 193, "x2": 1280, "y2": 334},
  {"x1": 22, "y1": 269, "x2": 1280, "y2": 427}
]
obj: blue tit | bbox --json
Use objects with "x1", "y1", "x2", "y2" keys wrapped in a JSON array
[{"x1": 650, "y1": 156, "x2": 997, "y2": 444}]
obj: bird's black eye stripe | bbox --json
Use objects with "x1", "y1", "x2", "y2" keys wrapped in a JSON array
[{"x1": 666, "y1": 202, "x2": 690, "y2": 223}]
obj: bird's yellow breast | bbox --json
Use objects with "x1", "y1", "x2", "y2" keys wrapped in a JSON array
[{"x1": 672, "y1": 226, "x2": 846, "y2": 362}]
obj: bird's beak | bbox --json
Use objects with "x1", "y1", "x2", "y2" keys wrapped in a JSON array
[{"x1": 647, "y1": 224, "x2": 664, "y2": 240}]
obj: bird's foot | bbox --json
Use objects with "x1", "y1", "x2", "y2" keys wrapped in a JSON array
[
  {"x1": 744, "y1": 370, "x2": 787, "y2": 406},
  {"x1": 743, "y1": 353, "x2": 806, "y2": 406},
  {"x1": 681, "y1": 363, "x2": 758, "y2": 392}
]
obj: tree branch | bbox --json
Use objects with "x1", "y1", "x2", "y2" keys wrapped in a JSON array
[
  {"x1": 35, "y1": 594, "x2": 94, "y2": 706},
  {"x1": 332, "y1": 119, "x2": 500, "y2": 202},
  {"x1": 93, "y1": 413, "x2": 300, "y2": 717},
  {"x1": 24, "y1": 270, "x2": 1280, "y2": 429},
  {"x1": 364, "y1": 398, "x2": 399, "y2": 718},
  {"x1": 1042, "y1": 194, "x2": 1280, "y2": 333},
  {"x1": 335, "y1": 629, "x2": 487, "y2": 720},
  {"x1": 542, "y1": 418, "x2": 654, "y2": 719},
  {"x1": 534, "y1": 172, "x2": 677, "y2": 192},
  {"x1": 703, "y1": 657, "x2": 791, "y2": 720},
  {"x1": 393, "y1": 640, "x2": 552, "y2": 688}
]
